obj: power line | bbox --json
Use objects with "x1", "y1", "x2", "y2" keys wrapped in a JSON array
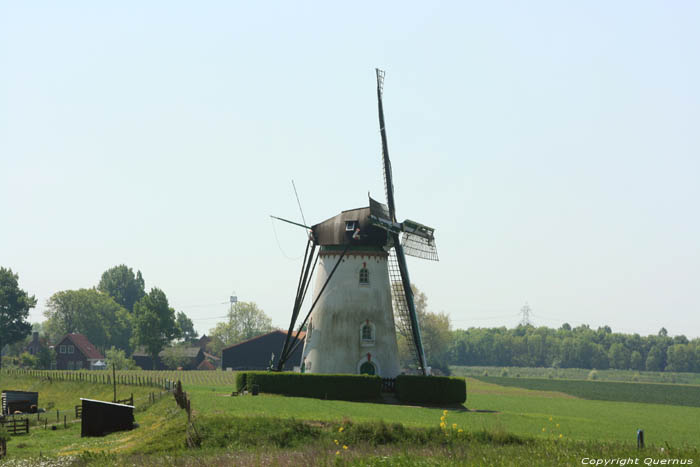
[{"x1": 519, "y1": 302, "x2": 532, "y2": 326}]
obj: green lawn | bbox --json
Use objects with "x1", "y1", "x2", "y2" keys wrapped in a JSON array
[
  {"x1": 2, "y1": 372, "x2": 700, "y2": 465},
  {"x1": 186, "y1": 377, "x2": 700, "y2": 447}
]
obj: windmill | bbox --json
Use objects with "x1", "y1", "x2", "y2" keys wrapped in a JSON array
[{"x1": 275, "y1": 69, "x2": 438, "y2": 377}]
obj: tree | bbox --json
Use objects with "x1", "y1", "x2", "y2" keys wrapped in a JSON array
[
  {"x1": 209, "y1": 301, "x2": 273, "y2": 352},
  {"x1": 44, "y1": 289, "x2": 132, "y2": 352},
  {"x1": 98, "y1": 265, "x2": 146, "y2": 313},
  {"x1": 646, "y1": 345, "x2": 665, "y2": 371},
  {"x1": 396, "y1": 285, "x2": 452, "y2": 374},
  {"x1": 176, "y1": 311, "x2": 198, "y2": 342},
  {"x1": 105, "y1": 346, "x2": 137, "y2": 370},
  {"x1": 161, "y1": 343, "x2": 193, "y2": 370},
  {"x1": 20, "y1": 351, "x2": 39, "y2": 368},
  {"x1": 37, "y1": 344, "x2": 55, "y2": 369},
  {"x1": 0, "y1": 267, "x2": 36, "y2": 369},
  {"x1": 131, "y1": 288, "x2": 179, "y2": 369},
  {"x1": 630, "y1": 350, "x2": 644, "y2": 371},
  {"x1": 608, "y1": 343, "x2": 631, "y2": 369}
]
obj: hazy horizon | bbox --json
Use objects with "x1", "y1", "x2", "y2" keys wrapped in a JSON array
[{"x1": 2, "y1": 2, "x2": 698, "y2": 339}]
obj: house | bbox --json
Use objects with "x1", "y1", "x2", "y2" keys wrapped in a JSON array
[
  {"x1": 195, "y1": 335, "x2": 212, "y2": 350},
  {"x1": 221, "y1": 330, "x2": 305, "y2": 371},
  {"x1": 25, "y1": 332, "x2": 45, "y2": 356},
  {"x1": 131, "y1": 346, "x2": 205, "y2": 370},
  {"x1": 55, "y1": 334, "x2": 104, "y2": 370}
]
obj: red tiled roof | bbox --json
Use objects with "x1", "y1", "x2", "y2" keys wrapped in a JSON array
[
  {"x1": 197, "y1": 359, "x2": 216, "y2": 370},
  {"x1": 222, "y1": 330, "x2": 306, "y2": 352},
  {"x1": 60, "y1": 333, "x2": 104, "y2": 360}
]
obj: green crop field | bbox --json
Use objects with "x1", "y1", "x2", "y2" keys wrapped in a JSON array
[
  {"x1": 451, "y1": 366, "x2": 700, "y2": 385},
  {"x1": 1, "y1": 370, "x2": 699, "y2": 466},
  {"x1": 473, "y1": 376, "x2": 700, "y2": 407}
]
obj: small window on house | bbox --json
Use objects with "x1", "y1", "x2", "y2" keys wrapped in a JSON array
[
  {"x1": 359, "y1": 268, "x2": 369, "y2": 285},
  {"x1": 60, "y1": 345, "x2": 66, "y2": 354},
  {"x1": 75, "y1": 360, "x2": 82, "y2": 370},
  {"x1": 68, "y1": 345, "x2": 74, "y2": 354},
  {"x1": 345, "y1": 221, "x2": 358, "y2": 232}
]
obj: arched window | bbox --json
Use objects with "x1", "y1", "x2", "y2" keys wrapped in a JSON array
[
  {"x1": 359, "y1": 268, "x2": 369, "y2": 285},
  {"x1": 360, "y1": 321, "x2": 375, "y2": 346}
]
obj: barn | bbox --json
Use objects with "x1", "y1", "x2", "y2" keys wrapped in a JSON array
[
  {"x1": 1, "y1": 390, "x2": 39, "y2": 415},
  {"x1": 222, "y1": 330, "x2": 305, "y2": 371},
  {"x1": 80, "y1": 398, "x2": 134, "y2": 437}
]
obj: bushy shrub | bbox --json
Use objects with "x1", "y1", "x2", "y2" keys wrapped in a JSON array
[
  {"x1": 0, "y1": 425, "x2": 10, "y2": 443},
  {"x1": 587, "y1": 369, "x2": 598, "y2": 381},
  {"x1": 395, "y1": 375, "x2": 466, "y2": 404},
  {"x1": 235, "y1": 372, "x2": 247, "y2": 392},
  {"x1": 238, "y1": 372, "x2": 381, "y2": 401}
]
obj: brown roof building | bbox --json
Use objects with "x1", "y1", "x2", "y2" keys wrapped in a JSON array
[{"x1": 55, "y1": 334, "x2": 104, "y2": 370}]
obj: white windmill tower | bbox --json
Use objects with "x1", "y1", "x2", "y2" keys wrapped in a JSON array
[{"x1": 275, "y1": 69, "x2": 439, "y2": 377}]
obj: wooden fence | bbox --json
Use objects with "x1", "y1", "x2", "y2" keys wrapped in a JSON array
[
  {"x1": 0, "y1": 417, "x2": 29, "y2": 435},
  {"x1": 2, "y1": 369, "x2": 175, "y2": 390}
]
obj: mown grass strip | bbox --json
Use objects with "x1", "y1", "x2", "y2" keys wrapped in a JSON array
[{"x1": 475, "y1": 376, "x2": 700, "y2": 407}]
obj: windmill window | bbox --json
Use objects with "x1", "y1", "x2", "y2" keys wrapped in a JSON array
[
  {"x1": 345, "y1": 221, "x2": 358, "y2": 232},
  {"x1": 359, "y1": 268, "x2": 369, "y2": 285},
  {"x1": 360, "y1": 322, "x2": 375, "y2": 346}
]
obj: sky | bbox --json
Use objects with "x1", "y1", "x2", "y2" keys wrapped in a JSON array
[{"x1": 1, "y1": 2, "x2": 699, "y2": 339}]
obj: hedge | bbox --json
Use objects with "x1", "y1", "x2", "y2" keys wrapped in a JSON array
[
  {"x1": 395, "y1": 375, "x2": 467, "y2": 404},
  {"x1": 235, "y1": 371, "x2": 382, "y2": 401}
]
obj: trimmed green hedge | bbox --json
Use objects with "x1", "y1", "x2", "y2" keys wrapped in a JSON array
[
  {"x1": 395, "y1": 375, "x2": 467, "y2": 404},
  {"x1": 235, "y1": 371, "x2": 381, "y2": 401}
]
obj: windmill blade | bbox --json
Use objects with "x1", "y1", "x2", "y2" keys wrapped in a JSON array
[
  {"x1": 387, "y1": 234, "x2": 428, "y2": 375},
  {"x1": 401, "y1": 219, "x2": 438, "y2": 261},
  {"x1": 376, "y1": 68, "x2": 397, "y2": 222},
  {"x1": 402, "y1": 232, "x2": 439, "y2": 261}
]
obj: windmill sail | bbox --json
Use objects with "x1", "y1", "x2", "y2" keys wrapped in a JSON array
[{"x1": 376, "y1": 68, "x2": 429, "y2": 375}]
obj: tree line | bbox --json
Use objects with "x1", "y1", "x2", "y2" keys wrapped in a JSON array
[
  {"x1": 1, "y1": 265, "x2": 198, "y2": 369},
  {"x1": 447, "y1": 324, "x2": 700, "y2": 373},
  {"x1": 3, "y1": 266, "x2": 699, "y2": 374}
]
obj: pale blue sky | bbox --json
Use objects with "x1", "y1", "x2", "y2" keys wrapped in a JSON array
[{"x1": 2, "y1": 2, "x2": 699, "y2": 338}]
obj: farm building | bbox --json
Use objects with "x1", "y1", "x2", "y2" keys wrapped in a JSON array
[
  {"x1": 132, "y1": 346, "x2": 205, "y2": 370},
  {"x1": 80, "y1": 398, "x2": 134, "y2": 437},
  {"x1": 222, "y1": 330, "x2": 305, "y2": 371},
  {"x1": 55, "y1": 333, "x2": 104, "y2": 370},
  {"x1": 24, "y1": 332, "x2": 47, "y2": 356},
  {"x1": 1, "y1": 390, "x2": 39, "y2": 415}
]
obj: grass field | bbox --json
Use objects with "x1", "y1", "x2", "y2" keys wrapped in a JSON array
[
  {"x1": 451, "y1": 365, "x2": 700, "y2": 385},
  {"x1": 1, "y1": 370, "x2": 699, "y2": 465},
  {"x1": 474, "y1": 376, "x2": 700, "y2": 407}
]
